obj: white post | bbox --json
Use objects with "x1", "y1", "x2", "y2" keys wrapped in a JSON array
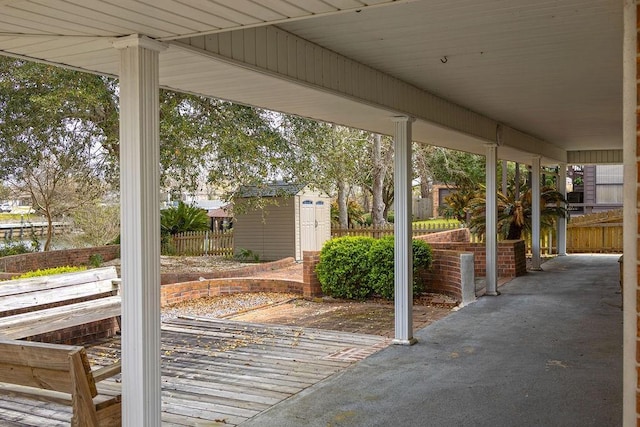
[
  {"x1": 622, "y1": 1, "x2": 637, "y2": 424},
  {"x1": 556, "y1": 163, "x2": 567, "y2": 256},
  {"x1": 485, "y1": 143, "x2": 498, "y2": 296},
  {"x1": 113, "y1": 34, "x2": 165, "y2": 426},
  {"x1": 531, "y1": 156, "x2": 542, "y2": 270},
  {"x1": 392, "y1": 116, "x2": 416, "y2": 345}
]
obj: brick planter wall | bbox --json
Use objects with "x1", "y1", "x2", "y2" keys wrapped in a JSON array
[
  {"x1": 161, "y1": 278, "x2": 303, "y2": 306},
  {"x1": 303, "y1": 251, "x2": 322, "y2": 298},
  {"x1": 160, "y1": 257, "x2": 296, "y2": 285},
  {"x1": 0, "y1": 245, "x2": 120, "y2": 273},
  {"x1": 419, "y1": 249, "x2": 468, "y2": 300},
  {"x1": 417, "y1": 238, "x2": 526, "y2": 279},
  {"x1": 420, "y1": 228, "x2": 470, "y2": 244}
]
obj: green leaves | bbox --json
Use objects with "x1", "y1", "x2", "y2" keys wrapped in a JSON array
[
  {"x1": 317, "y1": 236, "x2": 433, "y2": 300},
  {"x1": 160, "y1": 202, "x2": 209, "y2": 235}
]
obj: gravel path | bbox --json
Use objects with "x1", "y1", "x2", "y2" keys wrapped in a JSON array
[{"x1": 161, "y1": 292, "x2": 299, "y2": 322}]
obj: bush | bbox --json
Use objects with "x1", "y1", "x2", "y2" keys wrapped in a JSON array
[
  {"x1": 412, "y1": 239, "x2": 433, "y2": 295},
  {"x1": 367, "y1": 236, "x2": 433, "y2": 300},
  {"x1": 316, "y1": 236, "x2": 375, "y2": 300},
  {"x1": 0, "y1": 241, "x2": 36, "y2": 257},
  {"x1": 88, "y1": 253, "x2": 103, "y2": 267},
  {"x1": 367, "y1": 237, "x2": 395, "y2": 299},
  {"x1": 13, "y1": 266, "x2": 86, "y2": 279}
]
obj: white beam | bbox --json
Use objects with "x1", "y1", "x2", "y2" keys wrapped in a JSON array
[
  {"x1": 531, "y1": 157, "x2": 542, "y2": 271},
  {"x1": 485, "y1": 144, "x2": 498, "y2": 296},
  {"x1": 113, "y1": 34, "x2": 166, "y2": 427},
  {"x1": 556, "y1": 163, "x2": 567, "y2": 256},
  {"x1": 393, "y1": 116, "x2": 416, "y2": 345}
]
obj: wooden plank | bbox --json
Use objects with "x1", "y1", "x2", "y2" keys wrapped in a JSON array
[
  {"x1": 0, "y1": 339, "x2": 81, "y2": 369},
  {"x1": 0, "y1": 297, "x2": 120, "y2": 339},
  {"x1": 0, "y1": 280, "x2": 118, "y2": 314},
  {"x1": 0, "y1": 267, "x2": 118, "y2": 297},
  {"x1": 0, "y1": 318, "x2": 388, "y2": 425}
]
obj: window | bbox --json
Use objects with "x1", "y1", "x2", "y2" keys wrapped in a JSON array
[{"x1": 595, "y1": 165, "x2": 623, "y2": 204}]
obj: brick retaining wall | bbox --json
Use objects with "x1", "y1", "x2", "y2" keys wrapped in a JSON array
[
  {"x1": 420, "y1": 249, "x2": 468, "y2": 300},
  {"x1": 160, "y1": 257, "x2": 296, "y2": 285},
  {"x1": 161, "y1": 278, "x2": 303, "y2": 306},
  {"x1": 0, "y1": 245, "x2": 120, "y2": 273},
  {"x1": 416, "y1": 239, "x2": 526, "y2": 279}
]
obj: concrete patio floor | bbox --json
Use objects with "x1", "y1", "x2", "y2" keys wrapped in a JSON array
[{"x1": 241, "y1": 254, "x2": 623, "y2": 427}]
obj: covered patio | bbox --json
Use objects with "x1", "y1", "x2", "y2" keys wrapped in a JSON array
[{"x1": 0, "y1": 1, "x2": 635, "y2": 425}]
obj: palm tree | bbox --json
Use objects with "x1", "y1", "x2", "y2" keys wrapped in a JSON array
[
  {"x1": 468, "y1": 186, "x2": 567, "y2": 240},
  {"x1": 439, "y1": 188, "x2": 478, "y2": 225}
]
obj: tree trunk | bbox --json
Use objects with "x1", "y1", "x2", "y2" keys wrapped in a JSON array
[
  {"x1": 420, "y1": 177, "x2": 430, "y2": 199},
  {"x1": 371, "y1": 134, "x2": 386, "y2": 227},
  {"x1": 507, "y1": 222, "x2": 523, "y2": 240},
  {"x1": 337, "y1": 180, "x2": 349, "y2": 228},
  {"x1": 44, "y1": 211, "x2": 53, "y2": 251}
]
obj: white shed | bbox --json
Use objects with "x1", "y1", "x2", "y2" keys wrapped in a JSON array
[{"x1": 233, "y1": 183, "x2": 331, "y2": 261}]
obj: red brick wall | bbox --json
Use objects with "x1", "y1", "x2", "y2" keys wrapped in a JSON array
[
  {"x1": 419, "y1": 249, "x2": 468, "y2": 300},
  {"x1": 160, "y1": 257, "x2": 296, "y2": 285},
  {"x1": 303, "y1": 251, "x2": 322, "y2": 298},
  {"x1": 416, "y1": 239, "x2": 526, "y2": 279},
  {"x1": 161, "y1": 278, "x2": 303, "y2": 306},
  {"x1": 0, "y1": 245, "x2": 120, "y2": 273},
  {"x1": 420, "y1": 228, "x2": 470, "y2": 243},
  {"x1": 24, "y1": 318, "x2": 119, "y2": 345}
]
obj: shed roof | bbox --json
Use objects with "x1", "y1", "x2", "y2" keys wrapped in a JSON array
[{"x1": 237, "y1": 182, "x2": 308, "y2": 198}]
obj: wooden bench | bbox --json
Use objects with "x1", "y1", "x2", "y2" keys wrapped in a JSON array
[
  {"x1": 0, "y1": 338, "x2": 121, "y2": 426},
  {"x1": 0, "y1": 266, "x2": 121, "y2": 340}
]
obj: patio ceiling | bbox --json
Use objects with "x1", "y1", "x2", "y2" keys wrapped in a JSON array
[{"x1": 0, "y1": 0, "x2": 623, "y2": 165}]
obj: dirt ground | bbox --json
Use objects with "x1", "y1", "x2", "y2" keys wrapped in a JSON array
[
  {"x1": 150, "y1": 255, "x2": 500, "y2": 338},
  {"x1": 228, "y1": 295, "x2": 458, "y2": 338}
]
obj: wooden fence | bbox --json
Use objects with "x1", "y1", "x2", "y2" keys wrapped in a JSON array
[
  {"x1": 331, "y1": 222, "x2": 463, "y2": 239},
  {"x1": 470, "y1": 209, "x2": 624, "y2": 254},
  {"x1": 163, "y1": 230, "x2": 234, "y2": 256},
  {"x1": 566, "y1": 209, "x2": 622, "y2": 253}
]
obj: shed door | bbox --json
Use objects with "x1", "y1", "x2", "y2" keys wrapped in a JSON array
[
  {"x1": 315, "y1": 200, "x2": 330, "y2": 249},
  {"x1": 300, "y1": 199, "x2": 316, "y2": 252}
]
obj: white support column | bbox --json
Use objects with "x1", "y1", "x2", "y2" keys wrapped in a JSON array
[
  {"x1": 556, "y1": 163, "x2": 567, "y2": 256},
  {"x1": 622, "y1": 2, "x2": 637, "y2": 424},
  {"x1": 485, "y1": 144, "x2": 499, "y2": 296},
  {"x1": 531, "y1": 156, "x2": 542, "y2": 270},
  {"x1": 113, "y1": 34, "x2": 165, "y2": 427},
  {"x1": 392, "y1": 116, "x2": 416, "y2": 345}
]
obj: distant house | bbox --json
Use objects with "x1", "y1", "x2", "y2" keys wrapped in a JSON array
[
  {"x1": 233, "y1": 183, "x2": 331, "y2": 261},
  {"x1": 567, "y1": 164, "x2": 623, "y2": 215}
]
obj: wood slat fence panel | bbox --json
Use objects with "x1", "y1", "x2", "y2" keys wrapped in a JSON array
[
  {"x1": 566, "y1": 223, "x2": 623, "y2": 253},
  {"x1": 164, "y1": 230, "x2": 234, "y2": 256},
  {"x1": 331, "y1": 222, "x2": 463, "y2": 239}
]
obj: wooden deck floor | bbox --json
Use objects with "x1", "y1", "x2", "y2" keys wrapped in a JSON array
[{"x1": 0, "y1": 318, "x2": 389, "y2": 426}]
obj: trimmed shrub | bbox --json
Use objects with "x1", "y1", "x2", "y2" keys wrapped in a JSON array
[
  {"x1": 367, "y1": 236, "x2": 395, "y2": 299},
  {"x1": 316, "y1": 236, "x2": 375, "y2": 300},
  {"x1": 13, "y1": 265, "x2": 86, "y2": 279},
  {"x1": 412, "y1": 238, "x2": 433, "y2": 295},
  {"x1": 367, "y1": 236, "x2": 434, "y2": 300}
]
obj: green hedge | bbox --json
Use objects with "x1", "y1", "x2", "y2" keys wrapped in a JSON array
[
  {"x1": 317, "y1": 236, "x2": 433, "y2": 301},
  {"x1": 316, "y1": 236, "x2": 375, "y2": 300}
]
